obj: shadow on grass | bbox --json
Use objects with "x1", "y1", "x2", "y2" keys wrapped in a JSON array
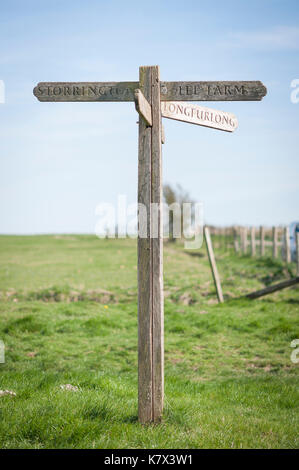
[
  {"x1": 285, "y1": 298, "x2": 299, "y2": 304},
  {"x1": 122, "y1": 414, "x2": 138, "y2": 424},
  {"x1": 184, "y1": 251, "x2": 205, "y2": 258}
]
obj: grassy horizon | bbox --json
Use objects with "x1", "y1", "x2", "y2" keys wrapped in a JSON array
[{"x1": 0, "y1": 235, "x2": 298, "y2": 448}]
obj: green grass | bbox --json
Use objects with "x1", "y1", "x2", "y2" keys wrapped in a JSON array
[{"x1": 0, "y1": 235, "x2": 298, "y2": 448}]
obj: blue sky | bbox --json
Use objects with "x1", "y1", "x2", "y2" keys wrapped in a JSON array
[{"x1": 0, "y1": 0, "x2": 298, "y2": 233}]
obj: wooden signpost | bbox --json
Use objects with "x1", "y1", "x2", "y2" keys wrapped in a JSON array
[{"x1": 33, "y1": 66, "x2": 267, "y2": 424}]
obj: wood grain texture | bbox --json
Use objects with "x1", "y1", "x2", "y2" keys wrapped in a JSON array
[
  {"x1": 33, "y1": 82, "x2": 137, "y2": 102},
  {"x1": 204, "y1": 226, "x2": 224, "y2": 303},
  {"x1": 134, "y1": 89, "x2": 152, "y2": 126},
  {"x1": 272, "y1": 226, "x2": 278, "y2": 258},
  {"x1": 160, "y1": 81, "x2": 267, "y2": 101},
  {"x1": 250, "y1": 227, "x2": 256, "y2": 257},
  {"x1": 246, "y1": 277, "x2": 299, "y2": 299},
  {"x1": 151, "y1": 66, "x2": 164, "y2": 422},
  {"x1": 137, "y1": 66, "x2": 164, "y2": 424},
  {"x1": 260, "y1": 226, "x2": 265, "y2": 256},
  {"x1": 284, "y1": 227, "x2": 291, "y2": 264},
  {"x1": 138, "y1": 67, "x2": 153, "y2": 424},
  {"x1": 161, "y1": 102, "x2": 238, "y2": 132},
  {"x1": 33, "y1": 80, "x2": 267, "y2": 102}
]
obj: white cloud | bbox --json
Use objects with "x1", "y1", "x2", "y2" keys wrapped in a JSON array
[{"x1": 224, "y1": 26, "x2": 299, "y2": 50}]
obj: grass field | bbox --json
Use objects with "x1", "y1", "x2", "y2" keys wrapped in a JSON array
[{"x1": 0, "y1": 234, "x2": 298, "y2": 448}]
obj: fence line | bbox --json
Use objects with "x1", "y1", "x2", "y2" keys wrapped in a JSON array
[{"x1": 207, "y1": 225, "x2": 296, "y2": 266}]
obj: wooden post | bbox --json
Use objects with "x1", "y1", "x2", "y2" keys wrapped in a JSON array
[
  {"x1": 260, "y1": 226, "x2": 265, "y2": 256},
  {"x1": 204, "y1": 226, "x2": 224, "y2": 303},
  {"x1": 246, "y1": 277, "x2": 299, "y2": 299},
  {"x1": 272, "y1": 226, "x2": 278, "y2": 258},
  {"x1": 224, "y1": 228, "x2": 228, "y2": 252},
  {"x1": 242, "y1": 227, "x2": 248, "y2": 254},
  {"x1": 233, "y1": 226, "x2": 239, "y2": 253},
  {"x1": 296, "y1": 232, "x2": 299, "y2": 276},
  {"x1": 284, "y1": 226, "x2": 291, "y2": 264},
  {"x1": 137, "y1": 66, "x2": 163, "y2": 424},
  {"x1": 250, "y1": 226, "x2": 256, "y2": 257}
]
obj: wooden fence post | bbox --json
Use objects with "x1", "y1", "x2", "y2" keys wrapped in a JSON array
[
  {"x1": 250, "y1": 226, "x2": 256, "y2": 257},
  {"x1": 240, "y1": 227, "x2": 244, "y2": 253},
  {"x1": 224, "y1": 227, "x2": 228, "y2": 252},
  {"x1": 204, "y1": 226, "x2": 224, "y2": 303},
  {"x1": 284, "y1": 226, "x2": 291, "y2": 264},
  {"x1": 260, "y1": 226, "x2": 265, "y2": 256},
  {"x1": 246, "y1": 277, "x2": 299, "y2": 299},
  {"x1": 138, "y1": 65, "x2": 163, "y2": 424},
  {"x1": 242, "y1": 227, "x2": 248, "y2": 254},
  {"x1": 296, "y1": 232, "x2": 299, "y2": 276},
  {"x1": 233, "y1": 226, "x2": 239, "y2": 253},
  {"x1": 272, "y1": 226, "x2": 278, "y2": 258}
]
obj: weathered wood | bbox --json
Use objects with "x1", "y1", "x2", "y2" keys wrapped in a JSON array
[
  {"x1": 160, "y1": 81, "x2": 267, "y2": 101},
  {"x1": 296, "y1": 232, "x2": 299, "y2": 276},
  {"x1": 33, "y1": 80, "x2": 267, "y2": 102},
  {"x1": 250, "y1": 227, "x2": 256, "y2": 257},
  {"x1": 33, "y1": 82, "x2": 138, "y2": 102},
  {"x1": 161, "y1": 102, "x2": 238, "y2": 132},
  {"x1": 272, "y1": 226, "x2": 278, "y2": 258},
  {"x1": 260, "y1": 226, "x2": 265, "y2": 256},
  {"x1": 246, "y1": 277, "x2": 299, "y2": 300},
  {"x1": 204, "y1": 226, "x2": 224, "y2": 303},
  {"x1": 151, "y1": 66, "x2": 164, "y2": 423},
  {"x1": 137, "y1": 66, "x2": 163, "y2": 424},
  {"x1": 134, "y1": 89, "x2": 152, "y2": 126},
  {"x1": 138, "y1": 67, "x2": 152, "y2": 424},
  {"x1": 284, "y1": 226, "x2": 291, "y2": 264}
]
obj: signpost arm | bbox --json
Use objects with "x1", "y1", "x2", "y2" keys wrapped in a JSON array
[{"x1": 134, "y1": 89, "x2": 152, "y2": 126}]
